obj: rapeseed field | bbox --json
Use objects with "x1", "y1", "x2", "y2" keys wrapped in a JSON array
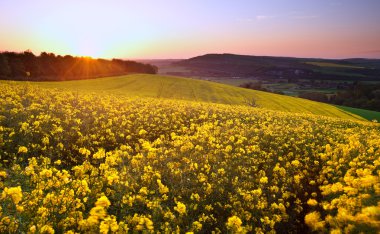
[{"x1": 0, "y1": 83, "x2": 379, "y2": 233}]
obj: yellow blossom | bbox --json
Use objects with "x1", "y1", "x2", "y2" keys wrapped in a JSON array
[
  {"x1": 0, "y1": 171, "x2": 7, "y2": 178},
  {"x1": 226, "y1": 216, "x2": 244, "y2": 233},
  {"x1": 174, "y1": 202, "x2": 186, "y2": 215},
  {"x1": 18, "y1": 146, "x2": 28, "y2": 153},
  {"x1": 157, "y1": 179, "x2": 169, "y2": 194},
  {"x1": 95, "y1": 196, "x2": 111, "y2": 208},
  {"x1": 259, "y1": 176, "x2": 268, "y2": 184},
  {"x1": 2, "y1": 186, "x2": 23, "y2": 204},
  {"x1": 40, "y1": 225, "x2": 55, "y2": 234},
  {"x1": 305, "y1": 212, "x2": 325, "y2": 231},
  {"x1": 307, "y1": 199, "x2": 318, "y2": 206}
]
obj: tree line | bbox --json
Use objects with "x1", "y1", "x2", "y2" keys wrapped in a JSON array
[
  {"x1": 300, "y1": 82, "x2": 380, "y2": 112},
  {"x1": 240, "y1": 81, "x2": 380, "y2": 112},
  {"x1": 0, "y1": 51, "x2": 158, "y2": 81}
]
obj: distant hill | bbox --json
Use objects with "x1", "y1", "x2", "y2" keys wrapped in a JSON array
[
  {"x1": 4, "y1": 73, "x2": 379, "y2": 121},
  {"x1": 173, "y1": 53, "x2": 380, "y2": 81}
]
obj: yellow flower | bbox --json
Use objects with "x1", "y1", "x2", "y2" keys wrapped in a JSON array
[
  {"x1": 157, "y1": 179, "x2": 169, "y2": 194},
  {"x1": 0, "y1": 171, "x2": 7, "y2": 178},
  {"x1": 294, "y1": 175, "x2": 301, "y2": 184},
  {"x1": 42, "y1": 136, "x2": 50, "y2": 145},
  {"x1": 107, "y1": 174, "x2": 120, "y2": 185},
  {"x1": 40, "y1": 169, "x2": 53, "y2": 178},
  {"x1": 110, "y1": 221, "x2": 119, "y2": 232},
  {"x1": 29, "y1": 225, "x2": 36, "y2": 233},
  {"x1": 304, "y1": 212, "x2": 325, "y2": 231},
  {"x1": 259, "y1": 176, "x2": 268, "y2": 184},
  {"x1": 139, "y1": 187, "x2": 148, "y2": 196},
  {"x1": 307, "y1": 199, "x2": 318, "y2": 206},
  {"x1": 93, "y1": 148, "x2": 106, "y2": 159},
  {"x1": 190, "y1": 193, "x2": 200, "y2": 202},
  {"x1": 16, "y1": 205, "x2": 24, "y2": 212},
  {"x1": 174, "y1": 202, "x2": 186, "y2": 215},
  {"x1": 18, "y1": 146, "x2": 28, "y2": 153},
  {"x1": 2, "y1": 186, "x2": 23, "y2": 204},
  {"x1": 57, "y1": 143, "x2": 64, "y2": 149},
  {"x1": 95, "y1": 196, "x2": 111, "y2": 208},
  {"x1": 291, "y1": 160, "x2": 300, "y2": 167},
  {"x1": 138, "y1": 129, "x2": 147, "y2": 135},
  {"x1": 89, "y1": 206, "x2": 107, "y2": 220},
  {"x1": 226, "y1": 216, "x2": 245, "y2": 233},
  {"x1": 99, "y1": 220, "x2": 109, "y2": 234},
  {"x1": 192, "y1": 221, "x2": 202, "y2": 231},
  {"x1": 136, "y1": 217, "x2": 154, "y2": 231},
  {"x1": 37, "y1": 207, "x2": 49, "y2": 218},
  {"x1": 99, "y1": 215, "x2": 118, "y2": 233},
  {"x1": 79, "y1": 147, "x2": 91, "y2": 157},
  {"x1": 40, "y1": 225, "x2": 55, "y2": 234},
  {"x1": 330, "y1": 229, "x2": 342, "y2": 234}
]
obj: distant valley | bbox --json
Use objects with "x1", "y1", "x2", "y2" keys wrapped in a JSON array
[
  {"x1": 147, "y1": 53, "x2": 380, "y2": 81},
  {"x1": 142, "y1": 54, "x2": 380, "y2": 112}
]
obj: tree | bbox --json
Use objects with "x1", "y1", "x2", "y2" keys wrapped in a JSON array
[
  {"x1": 299, "y1": 92, "x2": 328, "y2": 102},
  {"x1": 22, "y1": 50, "x2": 37, "y2": 78},
  {"x1": 8, "y1": 57, "x2": 26, "y2": 78},
  {"x1": 243, "y1": 97, "x2": 257, "y2": 107},
  {"x1": 239, "y1": 81, "x2": 267, "y2": 91},
  {"x1": 0, "y1": 50, "x2": 158, "y2": 81},
  {"x1": 0, "y1": 54, "x2": 11, "y2": 78}
]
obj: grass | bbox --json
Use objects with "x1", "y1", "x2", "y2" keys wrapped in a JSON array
[
  {"x1": 207, "y1": 78, "x2": 259, "y2": 86},
  {"x1": 336, "y1": 105, "x2": 380, "y2": 122},
  {"x1": 305, "y1": 62, "x2": 365, "y2": 69},
  {"x1": 1, "y1": 74, "x2": 368, "y2": 121},
  {"x1": 314, "y1": 69, "x2": 367, "y2": 78}
]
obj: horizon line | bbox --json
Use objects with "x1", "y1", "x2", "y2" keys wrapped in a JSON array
[{"x1": 1, "y1": 49, "x2": 380, "y2": 61}]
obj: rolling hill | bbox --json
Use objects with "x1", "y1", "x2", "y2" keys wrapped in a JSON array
[
  {"x1": 1, "y1": 74, "x2": 379, "y2": 233},
  {"x1": 172, "y1": 53, "x2": 380, "y2": 81},
  {"x1": 2, "y1": 74, "x2": 376, "y2": 121}
]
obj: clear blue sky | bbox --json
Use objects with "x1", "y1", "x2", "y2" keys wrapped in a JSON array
[{"x1": 0, "y1": 0, "x2": 379, "y2": 59}]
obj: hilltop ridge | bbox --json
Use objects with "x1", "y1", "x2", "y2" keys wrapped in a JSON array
[
  {"x1": 173, "y1": 53, "x2": 380, "y2": 81},
  {"x1": 3, "y1": 74, "x2": 371, "y2": 121}
]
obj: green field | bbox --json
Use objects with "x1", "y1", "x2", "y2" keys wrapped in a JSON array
[
  {"x1": 314, "y1": 69, "x2": 367, "y2": 78},
  {"x1": 2, "y1": 74, "x2": 370, "y2": 121},
  {"x1": 305, "y1": 61, "x2": 365, "y2": 69},
  {"x1": 337, "y1": 105, "x2": 380, "y2": 122}
]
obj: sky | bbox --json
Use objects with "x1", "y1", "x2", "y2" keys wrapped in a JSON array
[{"x1": 0, "y1": 0, "x2": 380, "y2": 59}]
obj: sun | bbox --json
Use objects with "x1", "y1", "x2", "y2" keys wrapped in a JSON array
[{"x1": 67, "y1": 40, "x2": 108, "y2": 58}]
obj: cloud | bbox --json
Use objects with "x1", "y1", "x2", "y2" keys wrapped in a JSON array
[
  {"x1": 287, "y1": 11, "x2": 319, "y2": 20},
  {"x1": 361, "y1": 50, "x2": 380, "y2": 54},
  {"x1": 236, "y1": 15, "x2": 276, "y2": 23},
  {"x1": 291, "y1": 15, "x2": 319, "y2": 19},
  {"x1": 236, "y1": 18, "x2": 254, "y2": 22},
  {"x1": 238, "y1": 13, "x2": 318, "y2": 23},
  {"x1": 256, "y1": 15, "x2": 276, "y2": 20}
]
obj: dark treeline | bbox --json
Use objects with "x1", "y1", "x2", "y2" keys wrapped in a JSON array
[
  {"x1": 300, "y1": 83, "x2": 380, "y2": 112},
  {"x1": 239, "y1": 80, "x2": 380, "y2": 112},
  {"x1": 0, "y1": 51, "x2": 158, "y2": 81},
  {"x1": 239, "y1": 81, "x2": 268, "y2": 92}
]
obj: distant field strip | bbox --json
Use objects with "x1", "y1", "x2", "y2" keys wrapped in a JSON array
[
  {"x1": 1, "y1": 74, "x2": 366, "y2": 121},
  {"x1": 305, "y1": 62, "x2": 364, "y2": 69},
  {"x1": 336, "y1": 105, "x2": 380, "y2": 122}
]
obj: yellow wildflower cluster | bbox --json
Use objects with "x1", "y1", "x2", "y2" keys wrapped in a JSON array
[
  {"x1": 0, "y1": 83, "x2": 379, "y2": 233},
  {"x1": 226, "y1": 216, "x2": 245, "y2": 233}
]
